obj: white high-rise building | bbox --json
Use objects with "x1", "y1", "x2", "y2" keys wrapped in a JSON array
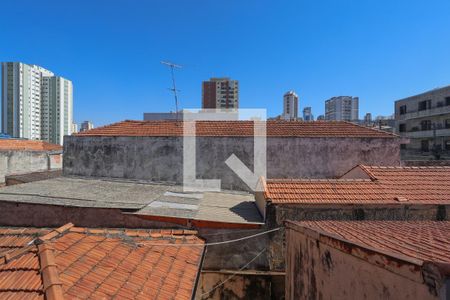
[
  {"x1": 1, "y1": 62, "x2": 54, "y2": 139},
  {"x1": 283, "y1": 91, "x2": 299, "y2": 120},
  {"x1": 41, "y1": 76, "x2": 73, "y2": 145},
  {"x1": 325, "y1": 96, "x2": 359, "y2": 121},
  {"x1": 1, "y1": 62, "x2": 73, "y2": 145}
]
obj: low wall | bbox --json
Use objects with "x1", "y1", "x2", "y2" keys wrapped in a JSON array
[
  {"x1": 64, "y1": 136, "x2": 401, "y2": 191},
  {"x1": 0, "y1": 150, "x2": 62, "y2": 185}
]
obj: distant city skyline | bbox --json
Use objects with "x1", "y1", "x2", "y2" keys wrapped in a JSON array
[{"x1": 1, "y1": 1, "x2": 450, "y2": 127}]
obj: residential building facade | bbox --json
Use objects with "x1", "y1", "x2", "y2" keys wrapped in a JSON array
[
  {"x1": 302, "y1": 106, "x2": 313, "y2": 121},
  {"x1": 283, "y1": 91, "x2": 299, "y2": 120},
  {"x1": 41, "y1": 76, "x2": 73, "y2": 145},
  {"x1": 1, "y1": 62, "x2": 73, "y2": 145},
  {"x1": 80, "y1": 120, "x2": 94, "y2": 132},
  {"x1": 1, "y1": 62, "x2": 54, "y2": 139},
  {"x1": 395, "y1": 85, "x2": 450, "y2": 157},
  {"x1": 202, "y1": 77, "x2": 239, "y2": 109},
  {"x1": 325, "y1": 96, "x2": 359, "y2": 121}
]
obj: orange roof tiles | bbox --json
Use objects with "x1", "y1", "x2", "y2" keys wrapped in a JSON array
[
  {"x1": 75, "y1": 120, "x2": 396, "y2": 138},
  {"x1": 0, "y1": 224, "x2": 204, "y2": 300},
  {"x1": 264, "y1": 165, "x2": 450, "y2": 204},
  {"x1": 290, "y1": 220, "x2": 450, "y2": 264},
  {"x1": 0, "y1": 139, "x2": 62, "y2": 151}
]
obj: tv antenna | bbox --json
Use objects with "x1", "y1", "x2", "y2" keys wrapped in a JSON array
[{"x1": 161, "y1": 61, "x2": 182, "y2": 120}]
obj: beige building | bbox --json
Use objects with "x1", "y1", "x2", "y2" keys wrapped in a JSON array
[
  {"x1": 395, "y1": 85, "x2": 450, "y2": 157},
  {"x1": 202, "y1": 77, "x2": 239, "y2": 109}
]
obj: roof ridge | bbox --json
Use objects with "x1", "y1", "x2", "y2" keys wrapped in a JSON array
[
  {"x1": 38, "y1": 243, "x2": 64, "y2": 300},
  {"x1": 40, "y1": 223, "x2": 74, "y2": 241}
]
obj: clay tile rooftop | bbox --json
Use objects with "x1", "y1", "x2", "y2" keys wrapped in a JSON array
[
  {"x1": 75, "y1": 120, "x2": 397, "y2": 138},
  {"x1": 0, "y1": 139, "x2": 62, "y2": 152},
  {"x1": 263, "y1": 165, "x2": 450, "y2": 204},
  {"x1": 288, "y1": 220, "x2": 450, "y2": 267},
  {"x1": 0, "y1": 223, "x2": 204, "y2": 300}
]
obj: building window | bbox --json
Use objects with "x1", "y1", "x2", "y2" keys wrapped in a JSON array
[
  {"x1": 446, "y1": 140, "x2": 450, "y2": 150},
  {"x1": 446, "y1": 119, "x2": 450, "y2": 129},
  {"x1": 446, "y1": 97, "x2": 450, "y2": 106},
  {"x1": 400, "y1": 144, "x2": 407, "y2": 150},
  {"x1": 399, "y1": 124, "x2": 406, "y2": 132},
  {"x1": 418, "y1": 100, "x2": 431, "y2": 111},
  {"x1": 421, "y1": 140, "x2": 429, "y2": 152},
  {"x1": 421, "y1": 120, "x2": 432, "y2": 131},
  {"x1": 399, "y1": 105, "x2": 407, "y2": 115}
]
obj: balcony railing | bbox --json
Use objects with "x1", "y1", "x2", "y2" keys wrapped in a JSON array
[
  {"x1": 397, "y1": 105, "x2": 450, "y2": 121},
  {"x1": 400, "y1": 128, "x2": 450, "y2": 138}
]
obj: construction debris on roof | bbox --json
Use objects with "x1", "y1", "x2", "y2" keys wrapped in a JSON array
[
  {"x1": 0, "y1": 223, "x2": 204, "y2": 300},
  {"x1": 0, "y1": 139, "x2": 62, "y2": 151},
  {"x1": 75, "y1": 120, "x2": 396, "y2": 138},
  {"x1": 263, "y1": 165, "x2": 450, "y2": 204},
  {"x1": 5, "y1": 170, "x2": 62, "y2": 186}
]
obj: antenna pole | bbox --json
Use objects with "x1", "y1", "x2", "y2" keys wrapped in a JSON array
[{"x1": 161, "y1": 61, "x2": 182, "y2": 121}]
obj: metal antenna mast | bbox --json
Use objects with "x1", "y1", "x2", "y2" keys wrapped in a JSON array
[{"x1": 161, "y1": 61, "x2": 182, "y2": 120}]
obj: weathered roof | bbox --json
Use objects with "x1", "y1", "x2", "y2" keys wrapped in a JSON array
[
  {"x1": 288, "y1": 220, "x2": 450, "y2": 266},
  {"x1": 5, "y1": 170, "x2": 62, "y2": 185},
  {"x1": 0, "y1": 177, "x2": 263, "y2": 225},
  {"x1": 0, "y1": 139, "x2": 62, "y2": 151},
  {"x1": 75, "y1": 120, "x2": 396, "y2": 138},
  {"x1": 263, "y1": 165, "x2": 450, "y2": 204},
  {"x1": 0, "y1": 223, "x2": 204, "y2": 300}
]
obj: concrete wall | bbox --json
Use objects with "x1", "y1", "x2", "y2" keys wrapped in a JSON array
[
  {"x1": 265, "y1": 204, "x2": 449, "y2": 271},
  {"x1": 0, "y1": 150, "x2": 62, "y2": 185},
  {"x1": 285, "y1": 225, "x2": 447, "y2": 300},
  {"x1": 63, "y1": 136, "x2": 400, "y2": 191}
]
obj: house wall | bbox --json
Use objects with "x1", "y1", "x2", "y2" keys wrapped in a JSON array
[
  {"x1": 285, "y1": 226, "x2": 445, "y2": 300},
  {"x1": 266, "y1": 204, "x2": 449, "y2": 271},
  {"x1": 0, "y1": 150, "x2": 62, "y2": 185},
  {"x1": 63, "y1": 136, "x2": 400, "y2": 191}
]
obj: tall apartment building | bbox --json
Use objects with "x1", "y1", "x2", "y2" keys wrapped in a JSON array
[
  {"x1": 303, "y1": 107, "x2": 313, "y2": 121},
  {"x1": 41, "y1": 76, "x2": 73, "y2": 145},
  {"x1": 202, "y1": 78, "x2": 239, "y2": 109},
  {"x1": 395, "y1": 85, "x2": 450, "y2": 156},
  {"x1": 283, "y1": 91, "x2": 299, "y2": 120},
  {"x1": 1, "y1": 62, "x2": 54, "y2": 140},
  {"x1": 325, "y1": 96, "x2": 359, "y2": 121},
  {"x1": 1, "y1": 62, "x2": 72, "y2": 145}
]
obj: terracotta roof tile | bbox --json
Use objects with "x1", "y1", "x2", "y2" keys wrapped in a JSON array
[
  {"x1": 0, "y1": 139, "x2": 62, "y2": 151},
  {"x1": 291, "y1": 220, "x2": 450, "y2": 264},
  {"x1": 264, "y1": 165, "x2": 450, "y2": 204},
  {"x1": 75, "y1": 120, "x2": 396, "y2": 138},
  {"x1": 0, "y1": 224, "x2": 204, "y2": 299}
]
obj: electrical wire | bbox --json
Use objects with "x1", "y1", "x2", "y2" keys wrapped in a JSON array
[{"x1": 200, "y1": 247, "x2": 267, "y2": 298}]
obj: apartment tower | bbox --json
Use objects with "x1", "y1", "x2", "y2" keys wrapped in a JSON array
[
  {"x1": 325, "y1": 96, "x2": 359, "y2": 121},
  {"x1": 283, "y1": 91, "x2": 299, "y2": 120},
  {"x1": 1, "y1": 62, "x2": 73, "y2": 145},
  {"x1": 202, "y1": 77, "x2": 239, "y2": 109}
]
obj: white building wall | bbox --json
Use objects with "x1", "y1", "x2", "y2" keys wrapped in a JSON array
[{"x1": 283, "y1": 91, "x2": 299, "y2": 120}]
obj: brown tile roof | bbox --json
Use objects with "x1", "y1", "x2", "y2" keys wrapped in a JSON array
[
  {"x1": 0, "y1": 139, "x2": 62, "y2": 151},
  {"x1": 0, "y1": 223, "x2": 204, "y2": 300},
  {"x1": 263, "y1": 165, "x2": 450, "y2": 204},
  {"x1": 289, "y1": 220, "x2": 450, "y2": 264},
  {"x1": 75, "y1": 120, "x2": 396, "y2": 138}
]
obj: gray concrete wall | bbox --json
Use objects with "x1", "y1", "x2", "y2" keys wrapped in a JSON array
[
  {"x1": 285, "y1": 225, "x2": 444, "y2": 300},
  {"x1": 0, "y1": 150, "x2": 62, "y2": 185},
  {"x1": 64, "y1": 136, "x2": 401, "y2": 191}
]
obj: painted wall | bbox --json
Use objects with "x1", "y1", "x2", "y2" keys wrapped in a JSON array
[
  {"x1": 285, "y1": 226, "x2": 445, "y2": 300},
  {"x1": 63, "y1": 136, "x2": 401, "y2": 191},
  {"x1": 0, "y1": 150, "x2": 62, "y2": 185}
]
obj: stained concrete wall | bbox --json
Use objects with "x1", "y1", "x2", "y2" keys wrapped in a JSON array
[
  {"x1": 265, "y1": 204, "x2": 449, "y2": 271},
  {"x1": 285, "y1": 225, "x2": 446, "y2": 300},
  {"x1": 0, "y1": 150, "x2": 62, "y2": 185},
  {"x1": 63, "y1": 136, "x2": 401, "y2": 191}
]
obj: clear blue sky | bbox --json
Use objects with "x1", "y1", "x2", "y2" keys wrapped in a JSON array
[{"x1": 1, "y1": 0, "x2": 450, "y2": 126}]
